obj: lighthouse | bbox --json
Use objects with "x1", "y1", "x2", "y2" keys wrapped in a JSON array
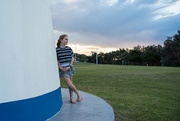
[{"x1": 0, "y1": 0, "x2": 63, "y2": 120}]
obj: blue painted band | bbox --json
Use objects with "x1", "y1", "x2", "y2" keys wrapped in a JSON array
[{"x1": 0, "y1": 87, "x2": 63, "y2": 121}]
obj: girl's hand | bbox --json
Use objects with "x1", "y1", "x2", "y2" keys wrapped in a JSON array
[
  {"x1": 60, "y1": 67, "x2": 66, "y2": 72},
  {"x1": 65, "y1": 67, "x2": 71, "y2": 71}
]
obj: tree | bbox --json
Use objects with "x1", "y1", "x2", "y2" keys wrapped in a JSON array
[
  {"x1": 88, "y1": 51, "x2": 96, "y2": 63},
  {"x1": 76, "y1": 53, "x2": 88, "y2": 62},
  {"x1": 121, "y1": 51, "x2": 129, "y2": 65},
  {"x1": 85, "y1": 30, "x2": 180, "y2": 66},
  {"x1": 128, "y1": 50, "x2": 142, "y2": 65},
  {"x1": 128, "y1": 45, "x2": 142, "y2": 65},
  {"x1": 98, "y1": 52, "x2": 105, "y2": 64},
  {"x1": 161, "y1": 30, "x2": 180, "y2": 66},
  {"x1": 143, "y1": 45, "x2": 162, "y2": 66}
]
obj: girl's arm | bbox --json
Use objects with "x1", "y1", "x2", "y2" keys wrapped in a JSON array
[
  {"x1": 66, "y1": 57, "x2": 74, "y2": 71},
  {"x1": 57, "y1": 60, "x2": 65, "y2": 71},
  {"x1": 70, "y1": 57, "x2": 74, "y2": 66},
  {"x1": 57, "y1": 60, "x2": 61, "y2": 69}
]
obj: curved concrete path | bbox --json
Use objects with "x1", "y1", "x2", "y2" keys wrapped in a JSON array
[{"x1": 47, "y1": 88, "x2": 114, "y2": 121}]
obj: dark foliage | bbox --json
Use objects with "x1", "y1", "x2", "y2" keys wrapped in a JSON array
[{"x1": 76, "y1": 30, "x2": 180, "y2": 66}]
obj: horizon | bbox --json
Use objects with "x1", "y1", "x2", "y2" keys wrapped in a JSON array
[{"x1": 67, "y1": 42, "x2": 165, "y2": 56}]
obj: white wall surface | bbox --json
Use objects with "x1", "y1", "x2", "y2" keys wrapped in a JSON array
[{"x1": 0, "y1": 0, "x2": 60, "y2": 103}]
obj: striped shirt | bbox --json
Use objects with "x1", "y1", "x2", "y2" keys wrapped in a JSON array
[{"x1": 56, "y1": 46, "x2": 74, "y2": 67}]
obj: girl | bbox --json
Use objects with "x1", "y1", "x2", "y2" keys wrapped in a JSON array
[{"x1": 56, "y1": 34, "x2": 82, "y2": 104}]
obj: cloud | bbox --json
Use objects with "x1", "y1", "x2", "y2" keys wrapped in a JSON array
[
  {"x1": 138, "y1": 0, "x2": 180, "y2": 20},
  {"x1": 139, "y1": 0, "x2": 172, "y2": 9},
  {"x1": 153, "y1": 0, "x2": 180, "y2": 20},
  {"x1": 51, "y1": 0, "x2": 151, "y2": 37},
  {"x1": 124, "y1": 0, "x2": 135, "y2": 4},
  {"x1": 100, "y1": 0, "x2": 118, "y2": 6},
  {"x1": 50, "y1": 0, "x2": 180, "y2": 54}
]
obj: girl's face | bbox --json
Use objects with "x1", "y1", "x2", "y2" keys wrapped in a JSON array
[{"x1": 61, "y1": 36, "x2": 68, "y2": 45}]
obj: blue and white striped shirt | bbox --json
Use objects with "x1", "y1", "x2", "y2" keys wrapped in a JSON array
[{"x1": 56, "y1": 46, "x2": 74, "y2": 67}]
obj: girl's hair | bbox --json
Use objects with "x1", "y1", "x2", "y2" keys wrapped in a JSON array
[{"x1": 56, "y1": 34, "x2": 68, "y2": 47}]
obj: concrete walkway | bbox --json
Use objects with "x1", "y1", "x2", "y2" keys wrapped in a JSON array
[{"x1": 47, "y1": 88, "x2": 115, "y2": 121}]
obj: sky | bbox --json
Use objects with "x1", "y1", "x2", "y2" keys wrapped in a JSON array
[{"x1": 50, "y1": 0, "x2": 180, "y2": 55}]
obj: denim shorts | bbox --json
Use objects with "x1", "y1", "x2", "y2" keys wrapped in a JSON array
[{"x1": 59, "y1": 66, "x2": 76, "y2": 78}]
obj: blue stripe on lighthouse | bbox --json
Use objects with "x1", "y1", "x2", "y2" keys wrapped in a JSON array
[{"x1": 0, "y1": 87, "x2": 62, "y2": 121}]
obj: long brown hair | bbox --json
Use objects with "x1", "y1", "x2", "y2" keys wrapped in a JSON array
[{"x1": 56, "y1": 34, "x2": 68, "y2": 47}]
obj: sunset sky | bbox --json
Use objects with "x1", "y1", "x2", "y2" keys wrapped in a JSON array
[{"x1": 50, "y1": 0, "x2": 180, "y2": 55}]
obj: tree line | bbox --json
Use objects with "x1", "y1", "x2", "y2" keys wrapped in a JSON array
[{"x1": 75, "y1": 30, "x2": 180, "y2": 67}]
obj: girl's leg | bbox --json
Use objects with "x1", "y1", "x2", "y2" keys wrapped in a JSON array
[
  {"x1": 63, "y1": 76, "x2": 82, "y2": 101},
  {"x1": 69, "y1": 76, "x2": 75, "y2": 103}
]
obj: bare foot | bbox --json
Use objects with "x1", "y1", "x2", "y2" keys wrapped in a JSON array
[
  {"x1": 76, "y1": 98, "x2": 83, "y2": 102},
  {"x1": 70, "y1": 100, "x2": 76, "y2": 104}
]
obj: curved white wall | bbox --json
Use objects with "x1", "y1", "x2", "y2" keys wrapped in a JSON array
[
  {"x1": 0, "y1": 0, "x2": 62, "y2": 120},
  {"x1": 0, "y1": 0, "x2": 60, "y2": 103}
]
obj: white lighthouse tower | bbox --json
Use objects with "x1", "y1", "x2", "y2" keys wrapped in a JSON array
[{"x1": 0, "y1": 0, "x2": 62, "y2": 120}]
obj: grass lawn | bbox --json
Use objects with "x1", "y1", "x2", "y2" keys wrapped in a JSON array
[{"x1": 60, "y1": 62, "x2": 180, "y2": 121}]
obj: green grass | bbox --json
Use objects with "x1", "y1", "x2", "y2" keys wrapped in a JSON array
[{"x1": 60, "y1": 62, "x2": 180, "y2": 121}]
